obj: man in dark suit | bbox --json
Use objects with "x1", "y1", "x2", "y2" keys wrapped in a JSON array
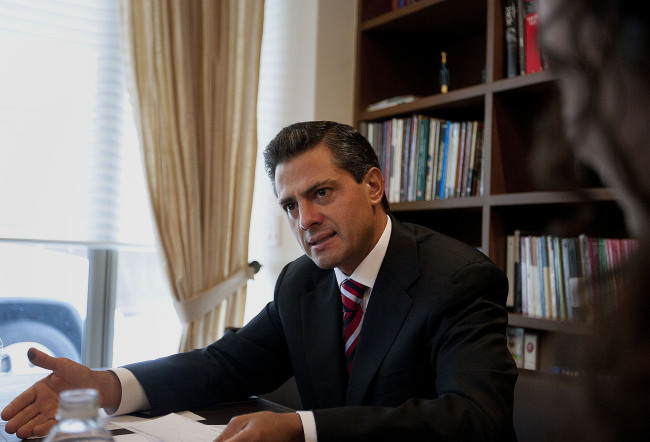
[{"x1": 2, "y1": 121, "x2": 517, "y2": 441}]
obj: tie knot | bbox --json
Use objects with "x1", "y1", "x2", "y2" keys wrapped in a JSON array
[{"x1": 341, "y1": 278, "x2": 366, "y2": 311}]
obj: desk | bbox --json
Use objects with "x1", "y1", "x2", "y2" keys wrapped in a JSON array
[{"x1": 1, "y1": 373, "x2": 293, "y2": 441}]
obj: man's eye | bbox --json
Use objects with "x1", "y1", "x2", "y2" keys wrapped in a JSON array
[
  {"x1": 284, "y1": 203, "x2": 296, "y2": 212},
  {"x1": 316, "y1": 188, "x2": 328, "y2": 197}
]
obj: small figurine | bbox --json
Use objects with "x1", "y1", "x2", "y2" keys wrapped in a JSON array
[{"x1": 440, "y1": 51, "x2": 450, "y2": 93}]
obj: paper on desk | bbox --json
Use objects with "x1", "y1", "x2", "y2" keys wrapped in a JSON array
[
  {"x1": 104, "y1": 410, "x2": 203, "y2": 431},
  {"x1": 113, "y1": 412, "x2": 223, "y2": 441},
  {"x1": 113, "y1": 426, "x2": 227, "y2": 442}
]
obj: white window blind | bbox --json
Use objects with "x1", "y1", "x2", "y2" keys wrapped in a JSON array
[{"x1": 0, "y1": 0, "x2": 153, "y2": 245}]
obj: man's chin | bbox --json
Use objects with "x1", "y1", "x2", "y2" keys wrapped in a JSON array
[{"x1": 307, "y1": 253, "x2": 337, "y2": 270}]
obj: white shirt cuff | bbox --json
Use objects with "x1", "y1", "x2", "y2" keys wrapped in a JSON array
[
  {"x1": 105, "y1": 367, "x2": 150, "y2": 415},
  {"x1": 296, "y1": 410, "x2": 317, "y2": 442}
]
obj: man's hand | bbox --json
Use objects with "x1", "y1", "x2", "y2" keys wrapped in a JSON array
[
  {"x1": 216, "y1": 411, "x2": 304, "y2": 442},
  {"x1": 0, "y1": 347, "x2": 121, "y2": 439}
]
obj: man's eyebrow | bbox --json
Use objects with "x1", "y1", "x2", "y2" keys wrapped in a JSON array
[
  {"x1": 278, "y1": 195, "x2": 294, "y2": 208},
  {"x1": 278, "y1": 179, "x2": 335, "y2": 207}
]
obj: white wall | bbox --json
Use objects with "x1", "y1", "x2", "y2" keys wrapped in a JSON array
[
  {"x1": 245, "y1": 0, "x2": 357, "y2": 322},
  {"x1": 314, "y1": 0, "x2": 356, "y2": 123}
]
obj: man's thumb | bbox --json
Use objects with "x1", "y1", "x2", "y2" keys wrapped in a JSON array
[{"x1": 27, "y1": 347, "x2": 57, "y2": 371}]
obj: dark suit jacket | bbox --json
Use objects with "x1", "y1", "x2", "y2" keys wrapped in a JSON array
[{"x1": 127, "y1": 217, "x2": 518, "y2": 441}]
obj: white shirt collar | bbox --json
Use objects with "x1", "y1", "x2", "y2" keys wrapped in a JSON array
[{"x1": 334, "y1": 215, "x2": 392, "y2": 292}]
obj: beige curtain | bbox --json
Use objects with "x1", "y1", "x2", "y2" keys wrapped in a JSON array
[{"x1": 119, "y1": 0, "x2": 265, "y2": 351}]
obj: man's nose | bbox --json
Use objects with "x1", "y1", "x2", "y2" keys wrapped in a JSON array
[{"x1": 299, "y1": 203, "x2": 321, "y2": 231}]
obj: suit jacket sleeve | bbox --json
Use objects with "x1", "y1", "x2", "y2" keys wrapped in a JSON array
[{"x1": 123, "y1": 289, "x2": 295, "y2": 416}]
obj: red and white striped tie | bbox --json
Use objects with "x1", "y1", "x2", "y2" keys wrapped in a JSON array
[{"x1": 341, "y1": 278, "x2": 367, "y2": 375}]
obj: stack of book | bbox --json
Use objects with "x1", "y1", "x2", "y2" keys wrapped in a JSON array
[
  {"x1": 506, "y1": 231, "x2": 638, "y2": 321},
  {"x1": 359, "y1": 115, "x2": 484, "y2": 203},
  {"x1": 504, "y1": 0, "x2": 544, "y2": 78},
  {"x1": 506, "y1": 326, "x2": 539, "y2": 371}
]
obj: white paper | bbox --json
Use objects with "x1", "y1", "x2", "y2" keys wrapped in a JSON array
[
  {"x1": 113, "y1": 426, "x2": 227, "y2": 442},
  {"x1": 104, "y1": 410, "x2": 204, "y2": 431},
  {"x1": 113, "y1": 413, "x2": 223, "y2": 442},
  {"x1": 113, "y1": 435, "x2": 153, "y2": 441}
]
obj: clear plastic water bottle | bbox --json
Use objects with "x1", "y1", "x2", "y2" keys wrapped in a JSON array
[{"x1": 44, "y1": 388, "x2": 114, "y2": 441}]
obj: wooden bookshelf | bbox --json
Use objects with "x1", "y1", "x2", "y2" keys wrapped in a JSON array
[
  {"x1": 353, "y1": 0, "x2": 624, "y2": 341},
  {"x1": 353, "y1": 0, "x2": 626, "y2": 438}
]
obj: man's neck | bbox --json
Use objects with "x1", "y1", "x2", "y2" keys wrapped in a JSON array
[{"x1": 334, "y1": 215, "x2": 392, "y2": 288}]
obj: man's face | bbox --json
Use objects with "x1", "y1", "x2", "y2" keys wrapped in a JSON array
[{"x1": 274, "y1": 143, "x2": 385, "y2": 275}]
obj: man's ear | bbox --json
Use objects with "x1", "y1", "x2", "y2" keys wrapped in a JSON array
[{"x1": 364, "y1": 167, "x2": 385, "y2": 207}]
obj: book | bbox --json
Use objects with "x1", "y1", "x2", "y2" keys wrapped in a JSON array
[
  {"x1": 458, "y1": 121, "x2": 474, "y2": 196},
  {"x1": 425, "y1": 119, "x2": 440, "y2": 200},
  {"x1": 464, "y1": 121, "x2": 479, "y2": 196},
  {"x1": 401, "y1": 117, "x2": 411, "y2": 201},
  {"x1": 513, "y1": 230, "x2": 523, "y2": 313},
  {"x1": 469, "y1": 122, "x2": 484, "y2": 196},
  {"x1": 577, "y1": 235, "x2": 592, "y2": 320},
  {"x1": 390, "y1": 118, "x2": 403, "y2": 203},
  {"x1": 506, "y1": 234, "x2": 516, "y2": 309},
  {"x1": 506, "y1": 326, "x2": 525, "y2": 368},
  {"x1": 415, "y1": 116, "x2": 430, "y2": 200},
  {"x1": 504, "y1": 0, "x2": 519, "y2": 78},
  {"x1": 437, "y1": 122, "x2": 449, "y2": 199},
  {"x1": 520, "y1": 233, "x2": 529, "y2": 315},
  {"x1": 537, "y1": 235, "x2": 551, "y2": 318},
  {"x1": 523, "y1": 331, "x2": 539, "y2": 370},
  {"x1": 366, "y1": 95, "x2": 418, "y2": 111},
  {"x1": 525, "y1": 235, "x2": 537, "y2": 316},
  {"x1": 445, "y1": 122, "x2": 461, "y2": 198},
  {"x1": 454, "y1": 121, "x2": 467, "y2": 197},
  {"x1": 606, "y1": 238, "x2": 632, "y2": 308},
  {"x1": 530, "y1": 236, "x2": 541, "y2": 317},
  {"x1": 407, "y1": 115, "x2": 418, "y2": 201},
  {"x1": 580, "y1": 234, "x2": 599, "y2": 320},
  {"x1": 516, "y1": 0, "x2": 526, "y2": 75},
  {"x1": 552, "y1": 236, "x2": 568, "y2": 320},
  {"x1": 546, "y1": 235, "x2": 559, "y2": 319},
  {"x1": 597, "y1": 238, "x2": 613, "y2": 314},
  {"x1": 563, "y1": 236, "x2": 588, "y2": 321},
  {"x1": 524, "y1": 0, "x2": 541, "y2": 74}
]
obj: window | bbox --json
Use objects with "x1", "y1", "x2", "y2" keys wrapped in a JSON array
[
  {"x1": 0, "y1": 0, "x2": 179, "y2": 373},
  {"x1": 0, "y1": 243, "x2": 88, "y2": 373}
]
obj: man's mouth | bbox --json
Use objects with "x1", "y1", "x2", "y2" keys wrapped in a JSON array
[{"x1": 308, "y1": 232, "x2": 336, "y2": 246}]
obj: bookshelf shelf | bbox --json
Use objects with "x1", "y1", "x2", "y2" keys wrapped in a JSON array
[
  {"x1": 359, "y1": 0, "x2": 486, "y2": 34},
  {"x1": 358, "y1": 84, "x2": 488, "y2": 122},
  {"x1": 488, "y1": 188, "x2": 615, "y2": 205},
  {"x1": 507, "y1": 313, "x2": 592, "y2": 335},
  {"x1": 353, "y1": 1, "x2": 625, "y2": 437},
  {"x1": 490, "y1": 69, "x2": 556, "y2": 92},
  {"x1": 390, "y1": 196, "x2": 486, "y2": 211}
]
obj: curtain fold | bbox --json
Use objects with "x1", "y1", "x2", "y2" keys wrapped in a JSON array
[{"x1": 119, "y1": 0, "x2": 264, "y2": 351}]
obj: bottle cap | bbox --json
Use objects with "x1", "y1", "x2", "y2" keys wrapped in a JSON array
[{"x1": 57, "y1": 389, "x2": 100, "y2": 420}]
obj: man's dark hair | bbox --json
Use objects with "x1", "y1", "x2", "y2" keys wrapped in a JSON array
[{"x1": 264, "y1": 121, "x2": 390, "y2": 212}]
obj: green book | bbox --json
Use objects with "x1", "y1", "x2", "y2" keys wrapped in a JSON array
[{"x1": 415, "y1": 116, "x2": 430, "y2": 200}]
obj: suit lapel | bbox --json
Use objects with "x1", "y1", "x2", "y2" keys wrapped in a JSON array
[
  {"x1": 346, "y1": 217, "x2": 420, "y2": 405},
  {"x1": 301, "y1": 272, "x2": 348, "y2": 407}
]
